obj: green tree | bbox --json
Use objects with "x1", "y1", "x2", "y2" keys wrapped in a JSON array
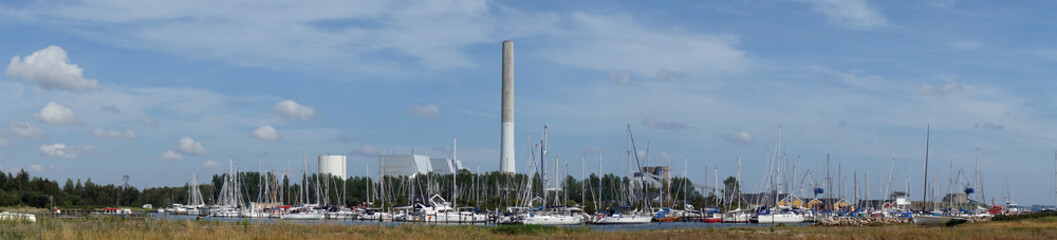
[{"x1": 722, "y1": 176, "x2": 740, "y2": 204}]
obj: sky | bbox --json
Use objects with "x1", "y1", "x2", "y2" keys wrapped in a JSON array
[{"x1": 1, "y1": 0, "x2": 1056, "y2": 205}]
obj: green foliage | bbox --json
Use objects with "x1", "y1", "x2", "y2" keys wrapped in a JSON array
[{"x1": 993, "y1": 212, "x2": 1057, "y2": 221}]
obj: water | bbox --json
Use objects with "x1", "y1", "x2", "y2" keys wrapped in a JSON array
[{"x1": 149, "y1": 213, "x2": 812, "y2": 231}]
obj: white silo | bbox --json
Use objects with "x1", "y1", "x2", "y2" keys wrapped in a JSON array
[{"x1": 317, "y1": 154, "x2": 347, "y2": 179}]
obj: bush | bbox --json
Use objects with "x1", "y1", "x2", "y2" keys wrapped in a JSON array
[
  {"x1": 19, "y1": 191, "x2": 50, "y2": 208},
  {"x1": 993, "y1": 212, "x2": 1057, "y2": 221},
  {"x1": 0, "y1": 189, "x2": 21, "y2": 206}
]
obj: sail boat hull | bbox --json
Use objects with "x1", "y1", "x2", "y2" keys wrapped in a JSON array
[{"x1": 913, "y1": 214, "x2": 968, "y2": 226}]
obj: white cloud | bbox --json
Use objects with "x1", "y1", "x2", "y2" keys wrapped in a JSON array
[
  {"x1": 202, "y1": 160, "x2": 221, "y2": 168},
  {"x1": 272, "y1": 100, "x2": 316, "y2": 120},
  {"x1": 0, "y1": 137, "x2": 8, "y2": 146},
  {"x1": 408, "y1": 105, "x2": 440, "y2": 119},
  {"x1": 27, "y1": 164, "x2": 43, "y2": 172},
  {"x1": 6, "y1": 45, "x2": 99, "y2": 92},
  {"x1": 34, "y1": 101, "x2": 77, "y2": 125},
  {"x1": 160, "y1": 150, "x2": 183, "y2": 161},
  {"x1": 350, "y1": 144, "x2": 379, "y2": 157},
  {"x1": 719, "y1": 131, "x2": 754, "y2": 145},
  {"x1": 795, "y1": 0, "x2": 891, "y2": 29},
  {"x1": 15, "y1": 1, "x2": 496, "y2": 72},
  {"x1": 658, "y1": 152, "x2": 673, "y2": 161},
  {"x1": 39, "y1": 143, "x2": 93, "y2": 159},
  {"x1": 544, "y1": 13, "x2": 747, "y2": 78},
  {"x1": 93, "y1": 128, "x2": 137, "y2": 139},
  {"x1": 139, "y1": 117, "x2": 156, "y2": 126},
  {"x1": 176, "y1": 137, "x2": 209, "y2": 155},
  {"x1": 5, "y1": 122, "x2": 46, "y2": 139},
  {"x1": 949, "y1": 40, "x2": 982, "y2": 50},
  {"x1": 642, "y1": 117, "x2": 691, "y2": 130},
  {"x1": 252, "y1": 125, "x2": 281, "y2": 141},
  {"x1": 920, "y1": 82, "x2": 965, "y2": 96}
]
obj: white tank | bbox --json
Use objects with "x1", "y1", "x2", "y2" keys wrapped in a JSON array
[{"x1": 317, "y1": 154, "x2": 347, "y2": 179}]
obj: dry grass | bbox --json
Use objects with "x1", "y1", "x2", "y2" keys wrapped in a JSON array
[{"x1": 1, "y1": 217, "x2": 1056, "y2": 240}]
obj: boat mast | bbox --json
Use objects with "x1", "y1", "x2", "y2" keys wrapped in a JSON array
[
  {"x1": 922, "y1": 124, "x2": 930, "y2": 212},
  {"x1": 737, "y1": 157, "x2": 742, "y2": 210}
]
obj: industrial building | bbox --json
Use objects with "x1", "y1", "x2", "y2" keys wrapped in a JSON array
[
  {"x1": 378, "y1": 154, "x2": 464, "y2": 177},
  {"x1": 317, "y1": 154, "x2": 347, "y2": 179},
  {"x1": 633, "y1": 166, "x2": 671, "y2": 187}
]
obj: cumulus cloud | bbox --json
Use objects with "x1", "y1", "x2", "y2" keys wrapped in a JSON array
[
  {"x1": 795, "y1": 0, "x2": 890, "y2": 29},
  {"x1": 34, "y1": 101, "x2": 77, "y2": 125},
  {"x1": 949, "y1": 40, "x2": 982, "y2": 50},
  {"x1": 6, "y1": 122, "x2": 46, "y2": 139},
  {"x1": 642, "y1": 117, "x2": 691, "y2": 130},
  {"x1": 160, "y1": 150, "x2": 183, "y2": 161},
  {"x1": 920, "y1": 82, "x2": 965, "y2": 96},
  {"x1": 719, "y1": 131, "x2": 754, "y2": 145},
  {"x1": 408, "y1": 105, "x2": 440, "y2": 119},
  {"x1": 27, "y1": 164, "x2": 44, "y2": 172},
  {"x1": 202, "y1": 160, "x2": 222, "y2": 168},
  {"x1": 272, "y1": 100, "x2": 316, "y2": 120},
  {"x1": 6, "y1": 45, "x2": 99, "y2": 92},
  {"x1": 99, "y1": 105, "x2": 121, "y2": 114},
  {"x1": 176, "y1": 137, "x2": 209, "y2": 155},
  {"x1": 139, "y1": 117, "x2": 156, "y2": 126},
  {"x1": 975, "y1": 122, "x2": 1005, "y2": 131},
  {"x1": 93, "y1": 128, "x2": 136, "y2": 139},
  {"x1": 350, "y1": 144, "x2": 379, "y2": 157},
  {"x1": 39, "y1": 143, "x2": 93, "y2": 158},
  {"x1": 251, "y1": 125, "x2": 281, "y2": 141}
]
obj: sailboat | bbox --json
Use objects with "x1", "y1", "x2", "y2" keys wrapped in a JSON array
[
  {"x1": 282, "y1": 150, "x2": 325, "y2": 220},
  {"x1": 593, "y1": 125, "x2": 653, "y2": 225},
  {"x1": 722, "y1": 158, "x2": 751, "y2": 223},
  {"x1": 912, "y1": 125, "x2": 969, "y2": 226},
  {"x1": 754, "y1": 128, "x2": 805, "y2": 224},
  {"x1": 519, "y1": 126, "x2": 589, "y2": 225}
]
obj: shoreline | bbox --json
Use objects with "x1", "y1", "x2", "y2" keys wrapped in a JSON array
[{"x1": 3, "y1": 215, "x2": 1057, "y2": 239}]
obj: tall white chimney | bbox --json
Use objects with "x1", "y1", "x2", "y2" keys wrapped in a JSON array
[{"x1": 500, "y1": 40, "x2": 516, "y2": 173}]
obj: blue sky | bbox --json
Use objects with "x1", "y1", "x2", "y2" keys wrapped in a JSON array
[{"x1": 1, "y1": 0, "x2": 1056, "y2": 205}]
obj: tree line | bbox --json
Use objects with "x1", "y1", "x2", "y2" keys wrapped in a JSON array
[{"x1": 0, "y1": 169, "x2": 744, "y2": 213}]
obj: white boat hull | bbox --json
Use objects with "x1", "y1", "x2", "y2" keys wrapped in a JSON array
[
  {"x1": 521, "y1": 214, "x2": 584, "y2": 225},
  {"x1": 281, "y1": 212, "x2": 324, "y2": 220},
  {"x1": 913, "y1": 214, "x2": 968, "y2": 226},
  {"x1": 593, "y1": 214, "x2": 652, "y2": 224},
  {"x1": 756, "y1": 213, "x2": 805, "y2": 224}
]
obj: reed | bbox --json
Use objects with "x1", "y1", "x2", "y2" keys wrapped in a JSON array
[{"x1": 1, "y1": 217, "x2": 1056, "y2": 240}]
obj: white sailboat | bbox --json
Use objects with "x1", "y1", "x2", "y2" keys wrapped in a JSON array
[
  {"x1": 592, "y1": 125, "x2": 652, "y2": 225},
  {"x1": 912, "y1": 125, "x2": 968, "y2": 226}
]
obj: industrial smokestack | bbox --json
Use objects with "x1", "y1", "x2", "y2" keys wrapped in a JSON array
[{"x1": 500, "y1": 40, "x2": 515, "y2": 173}]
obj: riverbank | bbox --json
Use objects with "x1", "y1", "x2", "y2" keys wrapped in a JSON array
[{"x1": 2, "y1": 216, "x2": 1056, "y2": 239}]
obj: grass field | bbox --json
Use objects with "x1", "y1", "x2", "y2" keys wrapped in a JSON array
[{"x1": 2, "y1": 216, "x2": 1056, "y2": 239}]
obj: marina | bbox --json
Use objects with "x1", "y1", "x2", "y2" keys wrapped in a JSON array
[{"x1": 3, "y1": 1, "x2": 1057, "y2": 239}]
